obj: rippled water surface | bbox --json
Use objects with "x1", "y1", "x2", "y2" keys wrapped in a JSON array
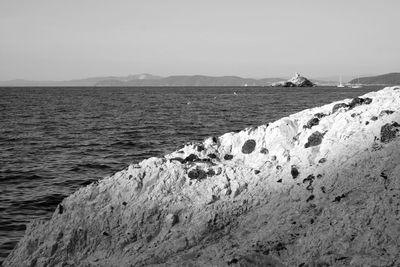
[{"x1": 0, "y1": 86, "x2": 382, "y2": 262}]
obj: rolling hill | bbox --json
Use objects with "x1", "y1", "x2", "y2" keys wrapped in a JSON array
[{"x1": 349, "y1": 73, "x2": 400, "y2": 85}]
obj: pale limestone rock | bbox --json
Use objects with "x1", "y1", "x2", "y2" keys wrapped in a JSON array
[{"x1": 4, "y1": 86, "x2": 400, "y2": 267}]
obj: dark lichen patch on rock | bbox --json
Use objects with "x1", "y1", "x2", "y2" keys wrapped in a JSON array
[
  {"x1": 291, "y1": 166, "x2": 300, "y2": 179},
  {"x1": 302, "y1": 175, "x2": 315, "y2": 192},
  {"x1": 303, "y1": 175, "x2": 315, "y2": 184},
  {"x1": 207, "y1": 153, "x2": 218, "y2": 159},
  {"x1": 333, "y1": 193, "x2": 348, "y2": 202},
  {"x1": 348, "y1": 97, "x2": 373, "y2": 109},
  {"x1": 195, "y1": 158, "x2": 212, "y2": 163},
  {"x1": 349, "y1": 97, "x2": 364, "y2": 108},
  {"x1": 241, "y1": 139, "x2": 257, "y2": 154},
  {"x1": 305, "y1": 131, "x2": 324, "y2": 148},
  {"x1": 363, "y1": 97, "x2": 373, "y2": 105},
  {"x1": 303, "y1": 117, "x2": 320, "y2": 129},
  {"x1": 314, "y1": 112, "x2": 327, "y2": 119},
  {"x1": 188, "y1": 169, "x2": 207, "y2": 181},
  {"x1": 306, "y1": 195, "x2": 315, "y2": 202},
  {"x1": 331, "y1": 98, "x2": 371, "y2": 113},
  {"x1": 227, "y1": 258, "x2": 239, "y2": 265},
  {"x1": 380, "y1": 122, "x2": 400, "y2": 143},
  {"x1": 169, "y1": 157, "x2": 185, "y2": 163},
  {"x1": 224, "y1": 154, "x2": 234, "y2": 160},
  {"x1": 260, "y1": 148, "x2": 269, "y2": 154},
  {"x1": 332, "y1": 103, "x2": 349, "y2": 113},
  {"x1": 196, "y1": 144, "x2": 205, "y2": 152},
  {"x1": 380, "y1": 110, "x2": 395, "y2": 116},
  {"x1": 206, "y1": 169, "x2": 216, "y2": 177},
  {"x1": 184, "y1": 154, "x2": 199, "y2": 163}
]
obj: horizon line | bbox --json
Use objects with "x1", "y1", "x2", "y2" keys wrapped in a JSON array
[{"x1": 2, "y1": 72, "x2": 399, "y2": 83}]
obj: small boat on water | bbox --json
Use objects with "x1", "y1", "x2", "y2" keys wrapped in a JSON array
[
  {"x1": 337, "y1": 75, "x2": 345, "y2": 88},
  {"x1": 350, "y1": 76, "x2": 363, "y2": 88}
]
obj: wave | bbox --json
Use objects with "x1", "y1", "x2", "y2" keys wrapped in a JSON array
[
  {"x1": 14, "y1": 193, "x2": 66, "y2": 212},
  {"x1": 76, "y1": 163, "x2": 112, "y2": 170},
  {"x1": 0, "y1": 174, "x2": 44, "y2": 184}
]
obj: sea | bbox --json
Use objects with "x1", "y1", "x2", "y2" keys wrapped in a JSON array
[{"x1": 0, "y1": 85, "x2": 382, "y2": 263}]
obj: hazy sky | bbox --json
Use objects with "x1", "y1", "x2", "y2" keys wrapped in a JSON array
[{"x1": 0, "y1": 0, "x2": 399, "y2": 80}]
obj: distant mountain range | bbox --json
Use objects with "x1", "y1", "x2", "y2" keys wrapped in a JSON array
[
  {"x1": 0, "y1": 74, "x2": 284, "y2": 87},
  {"x1": 1, "y1": 73, "x2": 398, "y2": 87},
  {"x1": 349, "y1": 73, "x2": 400, "y2": 85},
  {"x1": 0, "y1": 74, "x2": 164, "y2": 87}
]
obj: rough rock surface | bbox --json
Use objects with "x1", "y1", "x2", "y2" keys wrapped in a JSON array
[
  {"x1": 5, "y1": 86, "x2": 400, "y2": 267},
  {"x1": 272, "y1": 72, "x2": 315, "y2": 87}
]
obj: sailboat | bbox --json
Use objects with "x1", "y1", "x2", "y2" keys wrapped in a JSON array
[
  {"x1": 337, "y1": 75, "x2": 345, "y2": 88},
  {"x1": 350, "y1": 76, "x2": 363, "y2": 88}
]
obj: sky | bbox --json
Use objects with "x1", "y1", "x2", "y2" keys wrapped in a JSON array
[{"x1": 0, "y1": 0, "x2": 399, "y2": 80}]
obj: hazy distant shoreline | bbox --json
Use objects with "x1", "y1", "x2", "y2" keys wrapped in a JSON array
[
  {"x1": 1, "y1": 73, "x2": 399, "y2": 87},
  {"x1": 0, "y1": 74, "x2": 334, "y2": 87}
]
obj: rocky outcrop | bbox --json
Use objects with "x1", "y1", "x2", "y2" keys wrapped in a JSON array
[
  {"x1": 272, "y1": 72, "x2": 315, "y2": 87},
  {"x1": 5, "y1": 87, "x2": 400, "y2": 266}
]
